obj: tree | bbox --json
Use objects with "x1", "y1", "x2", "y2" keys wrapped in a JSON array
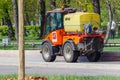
[
  {"x1": 1, "y1": 0, "x2": 15, "y2": 39},
  {"x1": 39, "y1": 0, "x2": 46, "y2": 38},
  {"x1": 63, "y1": 0, "x2": 70, "y2": 7},
  {"x1": 104, "y1": 0, "x2": 113, "y2": 44},
  {"x1": 24, "y1": 8, "x2": 30, "y2": 25},
  {"x1": 50, "y1": 0, "x2": 56, "y2": 10},
  {"x1": 24, "y1": 0, "x2": 40, "y2": 25},
  {"x1": 24, "y1": 0, "x2": 30, "y2": 25},
  {"x1": 5, "y1": 8, "x2": 15, "y2": 40},
  {"x1": 12, "y1": 0, "x2": 18, "y2": 43},
  {"x1": 90, "y1": 0, "x2": 100, "y2": 14}
]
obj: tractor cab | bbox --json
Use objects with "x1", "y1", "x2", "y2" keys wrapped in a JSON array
[
  {"x1": 43, "y1": 8, "x2": 76, "y2": 37},
  {"x1": 44, "y1": 11, "x2": 64, "y2": 36}
]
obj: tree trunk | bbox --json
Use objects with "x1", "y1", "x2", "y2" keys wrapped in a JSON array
[
  {"x1": 91, "y1": 0, "x2": 100, "y2": 14},
  {"x1": 39, "y1": 0, "x2": 46, "y2": 38},
  {"x1": 104, "y1": 1, "x2": 113, "y2": 44},
  {"x1": 1, "y1": 18, "x2": 7, "y2": 25},
  {"x1": 12, "y1": 0, "x2": 19, "y2": 45},
  {"x1": 25, "y1": 13, "x2": 31, "y2": 25},
  {"x1": 24, "y1": 3, "x2": 30, "y2": 25},
  {"x1": 50, "y1": 0, "x2": 56, "y2": 10},
  {"x1": 4, "y1": 8, "x2": 15, "y2": 40},
  {"x1": 18, "y1": 0, "x2": 25, "y2": 79}
]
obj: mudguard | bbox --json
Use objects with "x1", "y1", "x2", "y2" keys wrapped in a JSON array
[{"x1": 63, "y1": 40, "x2": 77, "y2": 51}]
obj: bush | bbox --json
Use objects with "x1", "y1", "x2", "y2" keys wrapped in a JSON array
[
  {"x1": 0, "y1": 26, "x2": 40, "y2": 37},
  {"x1": 101, "y1": 21, "x2": 107, "y2": 30},
  {"x1": 0, "y1": 26, "x2": 8, "y2": 36},
  {"x1": 25, "y1": 26, "x2": 40, "y2": 37}
]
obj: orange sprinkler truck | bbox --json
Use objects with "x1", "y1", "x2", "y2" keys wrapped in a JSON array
[{"x1": 41, "y1": 8, "x2": 106, "y2": 62}]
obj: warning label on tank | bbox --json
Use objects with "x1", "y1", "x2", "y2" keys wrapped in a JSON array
[{"x1": 52, "y1": 32, "x2": 57, "y2": 42}]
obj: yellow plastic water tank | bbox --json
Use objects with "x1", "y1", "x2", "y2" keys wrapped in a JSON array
[{"x1": 64, "y1": 12, "x2": 100, "y2": 32}]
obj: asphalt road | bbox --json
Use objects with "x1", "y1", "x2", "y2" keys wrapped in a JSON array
[{"x1": 0, "y1": 50, "x2": 120, "y2": 76}]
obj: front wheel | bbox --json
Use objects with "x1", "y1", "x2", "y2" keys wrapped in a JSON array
[
  {"x1": 42, "y1": 42, "x2": 56, "y2": 62},
  {"x1": 63, "y1": 42, "x2": 79, "y2": 62},
  {"x1": 86, "y1": 52, "x2": 101, "y2": 62}
]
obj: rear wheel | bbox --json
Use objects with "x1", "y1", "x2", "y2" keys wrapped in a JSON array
[
  {"x1": 87, "y1": 52, "x2": 101, "y2": 62},
  {"x1": 42, "y1": 42, "x2": 56, "y2": 62},
  {"x1": 63, "y1": 42, "x2": 79, "y2": 62}
]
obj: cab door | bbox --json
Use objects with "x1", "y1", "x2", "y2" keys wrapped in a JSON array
[{"x1": 44, "y1": 12, "x2": 65, "y2": 46}]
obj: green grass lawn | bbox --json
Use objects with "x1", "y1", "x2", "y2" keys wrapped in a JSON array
[
  {"x1": 104, "y1": 47, "x2": 120, "y2": 52},
  {"x1": 107, "y1": 34, "x2": 120, "y2": 43},
  {"x1": 1, "y1": 74, "x2": 120, "y2": 80},
  {"x1": 108, "y1": 38, "x2": 120, "y2": 43},
  {"x1": 0, "y1": 36, "x2": 41, "y2": 42},
  {"x1": 0, "y1": 44, "x2": 41, "y2": 50}
]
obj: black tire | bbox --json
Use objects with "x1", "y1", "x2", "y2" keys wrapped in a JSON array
[
  {"x1": 63, "y1": 42, "x2": 79, "y2": 62},
  {"x1": 87, "y1": 52, "x2": 101, "y2": 62},
  {"x1": 42, "y1": 42, "x2": 56, "y2": 62}
]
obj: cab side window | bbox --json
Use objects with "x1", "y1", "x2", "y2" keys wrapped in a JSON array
[
  {"x1": 45, "y1": 12, "x2": 63, "y2": 36},
  {"x1": 56, "y1": 13, "x2": 63, "y2": 29},
  {"x1": 50, "y1": 13, "x2": 57, "y2": 31}
]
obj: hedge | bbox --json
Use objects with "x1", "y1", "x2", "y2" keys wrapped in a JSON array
[
  {"x1": 0, "y1": 26, "x2": 40, "y2": 37},
  {"x1": 0, "y1": 24, "x2": 119, "y2": 37},
  {"x1": 0, "y1": 26, "x2": 8, "y2": 36}
]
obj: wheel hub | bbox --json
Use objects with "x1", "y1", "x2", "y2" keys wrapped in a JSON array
[
  {"x1": 43, "y1": 45, "x2": 50, "y2": 59},
  {"x1": 65, "y1": 45, "x2": 72, "y2": 59}
]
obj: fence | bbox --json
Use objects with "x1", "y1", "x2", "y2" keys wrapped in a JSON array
[{"x1": 104, "y1": 29, "x2": 120, "y2": 47}]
